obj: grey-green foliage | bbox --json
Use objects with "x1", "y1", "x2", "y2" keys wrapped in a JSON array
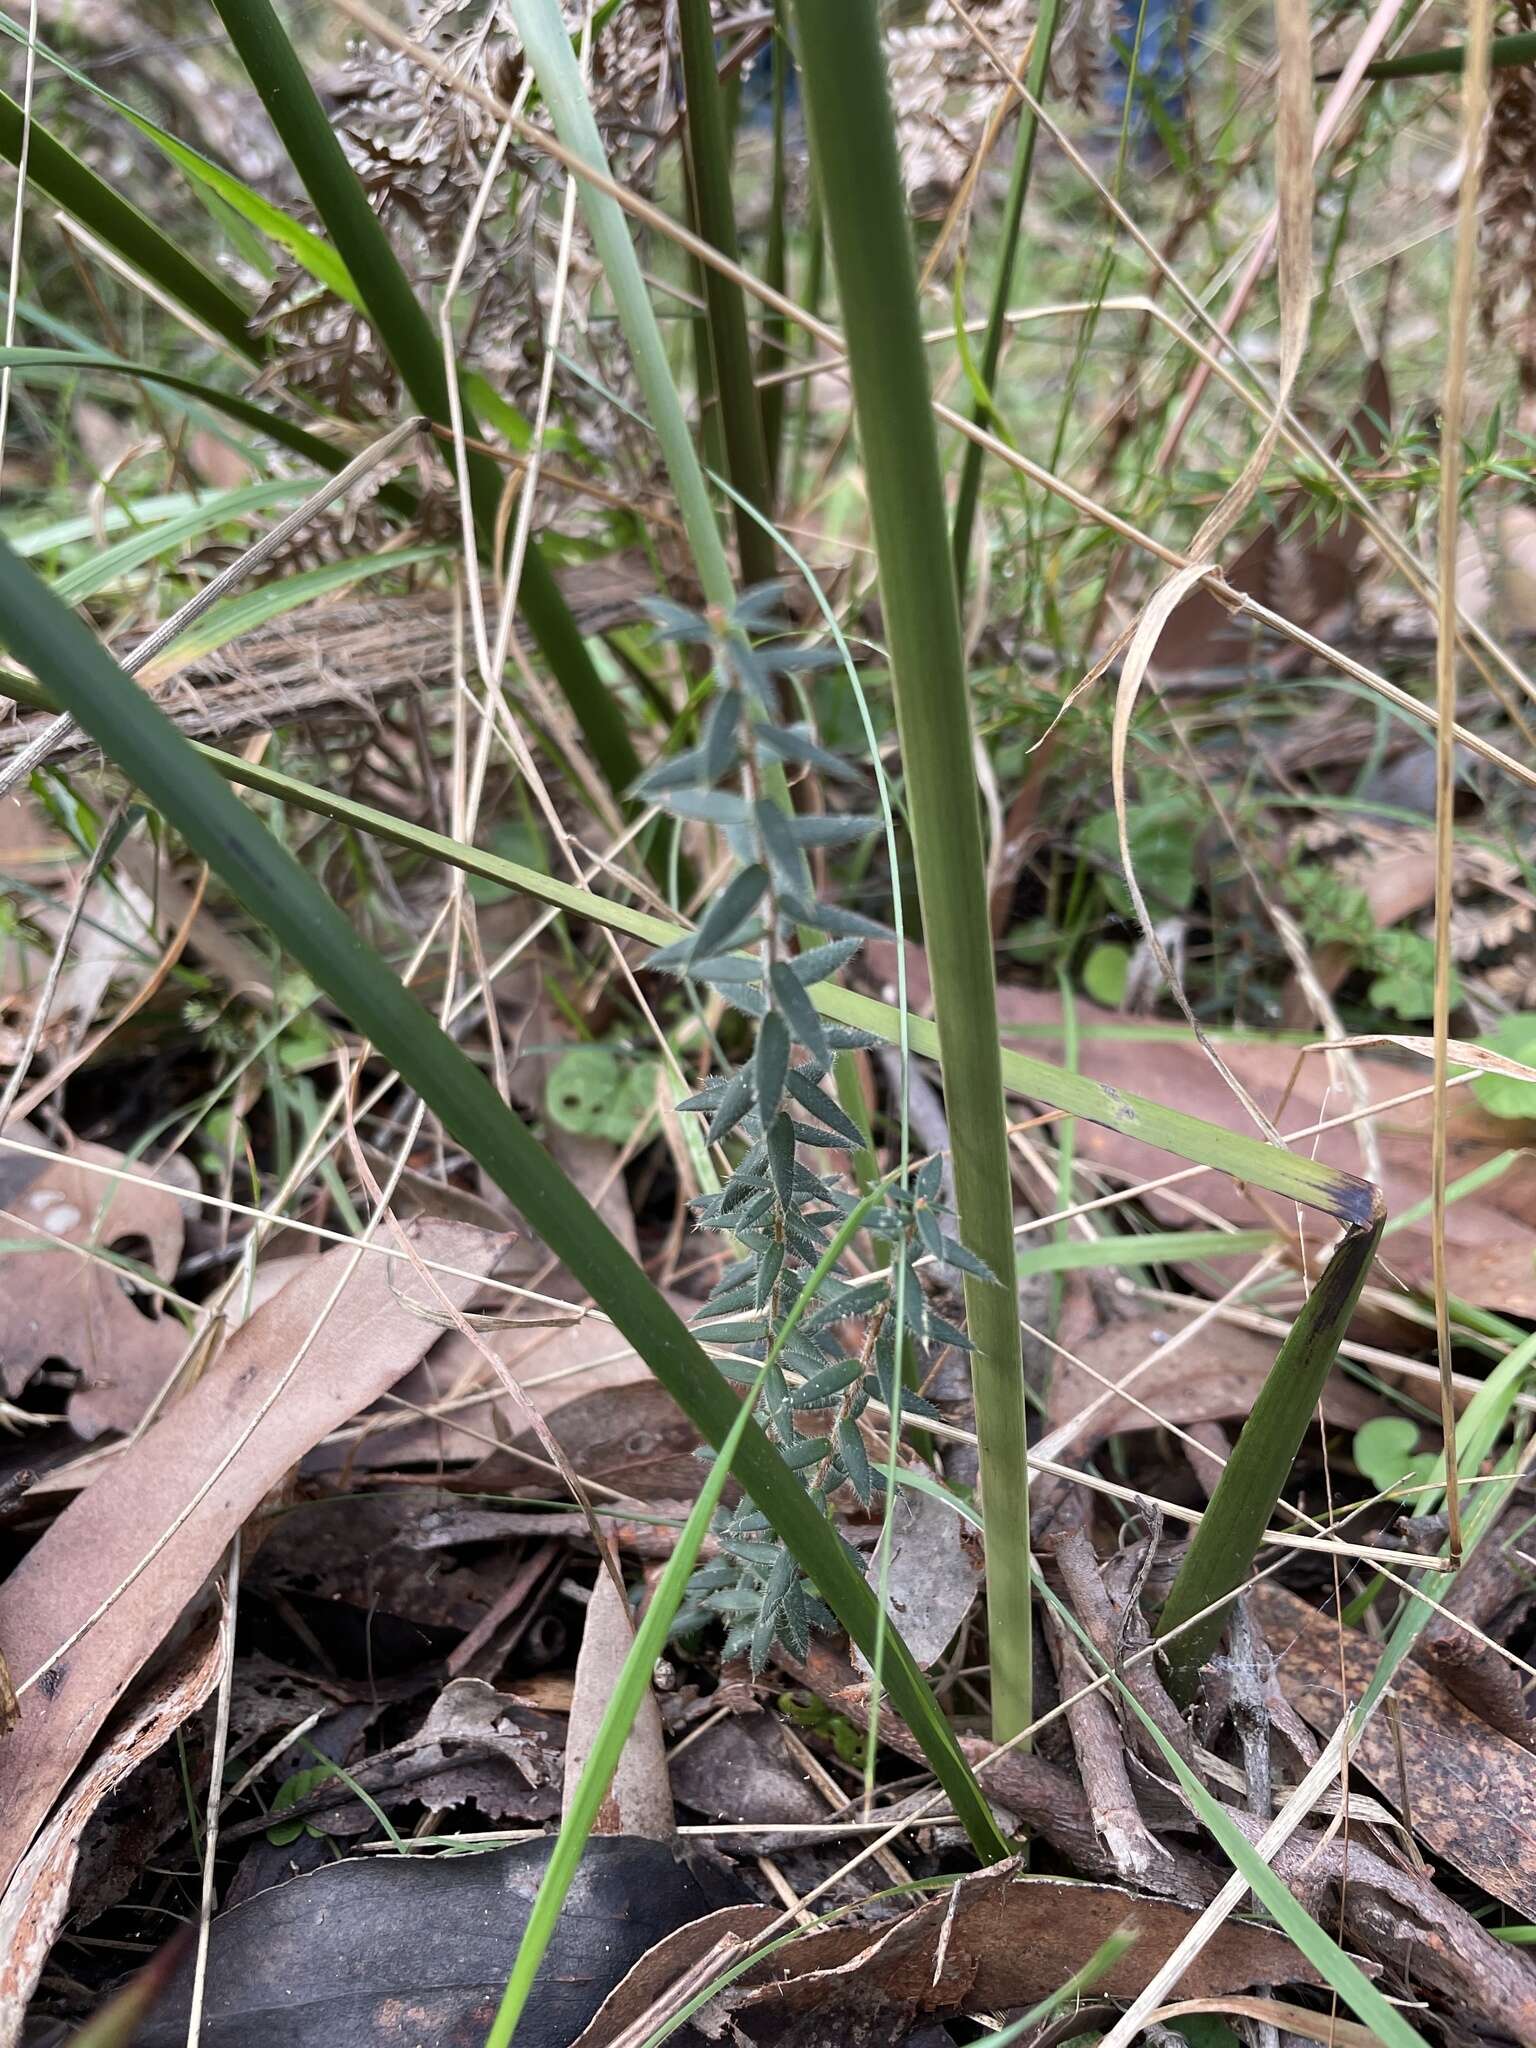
[{"x1": 639, "y1": 590, "x2": 991, "y2": 1669}]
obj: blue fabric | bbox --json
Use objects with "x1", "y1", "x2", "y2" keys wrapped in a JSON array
[{"x1": 1105, "y1": 0, "x2": 1210, "y2": 132}]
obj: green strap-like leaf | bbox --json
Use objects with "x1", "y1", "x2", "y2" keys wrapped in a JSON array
[
  {"x1": 0, "y1": 91, "x2": 259, "y2": 361},
  {"x1": 0, "y1": 13, "x2": 359, "y2": 307},
  {"x1": 0, "y1": 346, "x2": 421, "y2": 520},
  {"x1": 1361, "y1": 28, "x2": 1536, "y2": 79}
]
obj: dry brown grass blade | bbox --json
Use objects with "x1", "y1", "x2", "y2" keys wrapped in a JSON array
[
  {"x1": 0, "y1": 1217, "x2": 502, "y2": 1890},
  {"x1": 1432, "y1": 0, "x2": 1496, "y2": 1567},
  {"x1": 1149, "y1": 1997, "x2": 1382, "y2": 2048},
  {"x1": 1107, "y1": 0, "x2": 1313, "y2": 1136}
]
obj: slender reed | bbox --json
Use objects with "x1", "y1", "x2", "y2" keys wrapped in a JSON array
[
  {"x1": 678, "y1": 0, "x2": 778, "y2": 585},
  {"x1": 789, "y1": 0, "x2": 1034, "y2": 1742}
]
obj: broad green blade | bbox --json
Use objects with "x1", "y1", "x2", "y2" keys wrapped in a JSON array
[
  {"x1": 0, "y1": 13, "x2": 359, "y2": 306},
  {"x1": 507, "y1": 0, "x2": 735, "y2": 613},
  {"x1": 678, "y1": 0, "x2": 778, "y2": 585},
  {"x1": 1156, "y1": 1210, "x2": 1385, "y2": 1696},
  {"x1": 950, "y1": 0, "x2": 1060, "y2": 594},
  {"x1": 0, "y1": 348, "x2": 419, "y2": 519},
  {"x1": 1362, "y1": 28, "x2": 1536, "y2": 78},
  {"x1": 132, "y1": 547, "x2": 451, "y2": 674},
  {"x1": 51, "y1": 480, "x2": 314, "y2": 604}
]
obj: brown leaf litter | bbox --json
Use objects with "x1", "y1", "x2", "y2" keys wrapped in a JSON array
[
  {"x1": 0, "y1": 1130, "x2": 191, "y2": 1437},
  {"x1": 571, "y1": 1862, "x2": 1319, "y2": 2048},
  {"x1": 0, "y1": 1626, "x2": 222, "y2": 2044},
  {"x1": 874, "y1": 940, "x2": 1536, "y2": 1316},
  {"x1": 565, "y1": 1563, "x2": 672, "y2": 1844},
  {"x1": 1255, "y1": 1580, "x2": 1536, "y2": 1922},
  {"x1": 0, "y1": 1217, "x2": 502, "y2": 1892}
]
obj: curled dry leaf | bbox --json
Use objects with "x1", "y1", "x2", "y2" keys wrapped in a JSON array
[
  {"x1": 398, "y1": 1677, "x2": 563, "y2": 1823},
  {"x1": 0, "y1": 1133, "x2": 190, "y2": 1438},
  {"x1": 852, "y1": 1480, "x2": 983, "y2": 1674},
  {"x1": 232, "y1": 1677, "x2": 564, "y2": 1840},
  {"x1": 0, "y1": 1627, "x2": 222, "y2": 2048},
  {"x1": 574, "y1": 1862, "x2": 1319, "y2": 2047},
  {"x1": 565, "y1": 1564, "x2": 673, "y2": 1844},
  {"x1": 1255, "y1": 1583, "x2": 1536, "y2": 1920},
  {"x1": 0, "y1": 1218, "x2": 502, "y2": 1892}
]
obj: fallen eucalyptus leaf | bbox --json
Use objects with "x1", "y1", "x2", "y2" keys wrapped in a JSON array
[{"x1": 0, "y1": 1219, "x2": 502, "y2": 1891}]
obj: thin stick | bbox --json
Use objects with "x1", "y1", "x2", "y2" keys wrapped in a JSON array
[
  {"x1": 186, "y1": 1532, "x2": 240, "y2": 2048},
  {"x1": 1430, "y1": 0, "x2": 1494, "y2": 1569}
]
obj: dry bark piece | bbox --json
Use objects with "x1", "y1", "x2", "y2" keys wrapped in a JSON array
[
  {"x1": 401, "y1": 1678, "x2": 563, "y2": 1821},
  {"x1": 1052, "y1": 1525, "x2": 1194, "y2": 1770},
  {"x1": 572, "y1": 1872, "x2": 1317, "y2": 2048},
  {"x1": 1042, "y1": 1605, "x2": 1169, "y2": 1885},
  {"x1": 249, "y1": 1488, "x2": 513, "y2": 1636},
  {"x1": 0, "y1": 1134, "x2": 189, "y2": 1437},
  {"x1": 0, "y1": 1626, "x2": 222, "y2": 2047},
  {"x1": 1255, "y1": 1582, "x2": 1536, "y2": 1919},
  {"x1": 1255, "y1": 1817, "x2": 1536, "y2": 2044},
  {"x1": 0, "y1": 1219, "x2": 502, "y2": 1892},
  {"x1": 217, "y1": 1678, "x2": 565, "y2": 1843},
  {"x1": 1415, "y1": 1474, "x2": 1536, "y2": 1747},
  {"x1": 783, "y1": 1640, "x2": 1214, "y2": 1906}
]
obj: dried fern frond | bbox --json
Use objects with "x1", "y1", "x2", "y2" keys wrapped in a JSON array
[{"x1": 887, "y1": 1, "x2": 1037, "y2": 213}]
